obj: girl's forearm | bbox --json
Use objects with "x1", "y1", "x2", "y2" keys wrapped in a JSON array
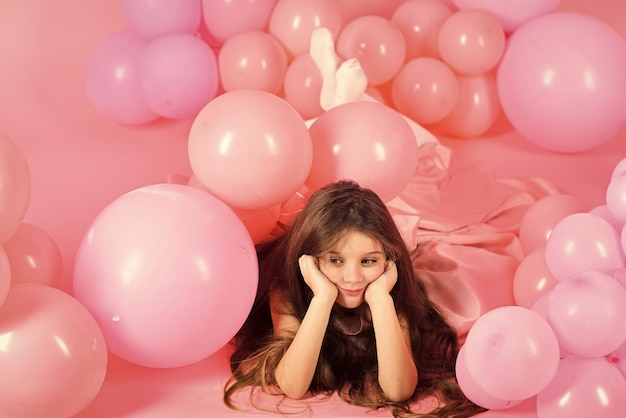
[
  {"x1": 369, "y1": 294, "x2": 418, "y2": 402},
  {"x1": 274, "y1": 295, "x2": 335, "y2": 399}
]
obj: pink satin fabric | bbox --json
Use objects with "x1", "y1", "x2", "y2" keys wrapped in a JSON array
[{"x1": 388, "y1": 142, "x2": 559, "y2": 338}]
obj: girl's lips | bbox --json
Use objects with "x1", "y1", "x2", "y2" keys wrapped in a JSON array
[{"x1": 341, "y1": 288, "x2": 364, "y2": 296}]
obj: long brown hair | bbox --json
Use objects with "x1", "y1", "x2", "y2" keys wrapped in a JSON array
[{"x1": 224, "y1": 180, "x2": 485, "y2": 417}]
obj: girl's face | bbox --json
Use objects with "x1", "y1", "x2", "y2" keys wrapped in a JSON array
[{"x1": 318, "y1": 230, "x2": 386, "y2": 309}]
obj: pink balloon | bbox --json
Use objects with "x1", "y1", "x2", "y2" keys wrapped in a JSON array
[
  {"x1": 608, "y1": 338, "x2": 626, "y2": 380},
  {"x1": 336, "y1": 16, "x2": 406, "y2": 86},
  {"x1": 0, "y1": 133, "x2": 30, "y2": 244},
  {"x1": 452, "y1": 0, "x2": 562, "y2": 33},
  {"x1": 2, "y1": 223, "x2": 63, "y2": 287},
  {"x1": 336, "y1": 0, "x2": 405, "y2": 22},
  {"x1": 456, "y1": 345, "x2": 522, "y2": 410},
  {"x1": 188, "y1": 90, "x2": 312, "y2": 210},
  {"x1": 202, "y1": 0, "x2": 277, "y2": 45},
  {"x1": 391, "y1": 57, "x2": 459, "y2": 125},
  {"x1": 218, "y1": 31, "x2": 288, "y2": 94},
  {"x1": 282, "y1": 53, "x2": 324, "y2": 120},
  {"x1": 531, "y1": 294, "x2": 572, "y2": 359},
  {"x1": 611, "y1": 158, "x2": 626, "y2": 180},
  {"x1": 547, "y1": 271, "x2": 626, "y2": 358},
  {"x1": 606, "y1": 173, "x2": 626, "y2": 222},
  {"x1": 0, "y1": 247, "x2": 9, "y2": 307},
  {"x1": 437, "y1": 71, "x2": 501, "y2": 138},
  {"x1": 0, "y1": 284, "x2": 107, "y2": 418},
  {"x1": 306, "y1": 101, "x2": 418, "y2": 203},
  {"x1": 73, "y1": 184, "x2": 258, "y2": 368},
  {"x1": 137, "y1": 33, "x2": 219, "y2": 119},
  {"x1": 464, "y1": 306, "x2": 560, "y2": 401},
  {"x1": 497, "y1": 12, "x2": 626, "y2": 153},
  {"x1": 513, "y1": 248, "x2": 559, "y2": 309},
  {"x1": 85, "y1": 30, "x2": 159, "y2": 125},
  {"x1": 536, "y1": 356, "x2": 626, "y2": 418},
  {"x1": 121, "y1": 0, "x2": 202, "y2": 40},
  {"x1": 589, "y1": 204, "x2": 624, "y2": 234},
  {"x1": 438, "y1": 9, "x2": 506, "y2": 76},
  {"x1": 391, "y1": 0, "x2": 453, "y2": 60},
  {"x1": 268, "y1": 0, "x2": 342, "y2": 58},
  {"x1": 545, "y1": 213, "x2": 624, "y2": 280},
  {"x1": 518, "y1": 194, "x2": 589, "y2": 255}
]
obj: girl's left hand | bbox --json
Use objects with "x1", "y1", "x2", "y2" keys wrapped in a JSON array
[{"x1": 364, "y1": 260, "x2": 397, "y2": 304}]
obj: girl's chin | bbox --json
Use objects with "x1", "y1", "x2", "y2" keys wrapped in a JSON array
[{"x1": 336, "y1": 295, "x2": 365, "y2": 309}]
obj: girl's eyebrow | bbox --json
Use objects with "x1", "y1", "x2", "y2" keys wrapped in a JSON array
[{"x1": 327, "y1": 250, "x2": 384, "y2": 256}]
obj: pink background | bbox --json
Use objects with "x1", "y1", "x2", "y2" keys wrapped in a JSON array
[{"x1": 1, "y1": 0, "x2": 625, "y2": 416}]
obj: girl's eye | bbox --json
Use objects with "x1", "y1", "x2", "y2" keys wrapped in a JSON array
[
  {"x1": 362, "y1": 258, "x2": 378, "y2": 265},
  {"x1": 328, "y1": 258, "x2": 342, "y2": 265}
]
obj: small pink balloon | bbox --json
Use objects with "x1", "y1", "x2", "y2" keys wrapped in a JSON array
[
  {"x1": 121, "y1": 0, "x2": 202, "y2": 40},
  {"x1": 268, "y1": 0, "x2": 342, "y2": 57},
  {"x1": 606, "y1": 174, "x2": 626, "y2": 222},
  {"x1": 336, "y1": 16, "x2": 406, "y2": 86},
  {"x1": 0, "y1": 133, "x2": 30, "y2": 244},
  {"x1": 306, "y1": 101, "x2": 418, "y2": 203},
  {"x1": 456, "y1": 345, "x2": 522, "y2": 410},
  {"x1": 437, "y1": 71, "x2": 501, "y2": 138},
  {"x1": 497, "y1": 12, "x2": 626, "y2": 153},
  {"x1": 611, "y1": 158, "x2": 626, "y2": 180},
  {"x1": 0, "y1": 284, "x2": 107, "y2": 418},
  {"x1": 202, "y1": 0, "x2": 277, "y2": 45},
  {"x1": 464, "y1": 305, "x2": 560, "y2": 401},
  {"x1": 547, "y1": 271, "x2": 626, "y2": 358},
  {"x1": 138, "y1": 33, "x2": 219, "y2": 119},
  {"x1": 531, "y1": 294, "x2": 572, "y2": 359},
  {"x1": 188, "y1": 90, "x2": 312, "y2": 210},
  {"x1": 391, "y1": 0, "x2": 453, "y2": 60},
  {"x1": 452, "y1": 0, "x2": 562, "y2": 33},
  {"x1": 536, "y1": 356, "x2": 626, "y2": 418},
  {"x1": 545, "y1": 213, "x2": 624, "y2": 280},
  {"x1": 218, "y1": 31, "x2": 288, "y2": 94},
  {"x1": 85, "y1": 30, "x2": 159, "y2": 125},
  {"x1": 0, "y1": 247, "x2": 9, "y2": 307},
  {"x1": 391, "y1": 57, "x2": 459, "y2": 125},
  {"x1": 438, "y1": 9, "x2": 506, "y2": 76},
  {"x1": 518, "y1": 194, "x2": 589, "y2": 255},
  {"x1": 2, "y1": 223, "x2": 63, "y2": 287},
  {"x1": 73, "y1": 184, "x2": 258, "y2": 368},
  {"x1": 589, "y1": 204, "x2": 624, "y2": 233},
  {"x1": 513, "y1": 248, "x2": 559, "y2": 309},
  {"x1": 282, "y1": 53, "x2": 324, "y2": 120}
]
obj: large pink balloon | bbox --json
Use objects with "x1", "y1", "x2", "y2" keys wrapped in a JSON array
[
  {"x1": 452, "y1": 0, "x2": 562, "y2": 33},
  {"x1": 336, "y1": 16, "x2": 406, "y2": 86},
  {"x1": 513, "y1": 248, "x2": 559, "y2": 309},
  {"x1": 85, "y1": 30, "x2": 159, "y2": 125},
  {"x1": 188, "y1": 90, "x2": 312, "y2": 210},
  {"x1": 202, "y1": 0, "x2": 277, "y2": 46},
  {"x1": 2, "y1": 223, "x2": 63, "y2": 287},
  {"x1": 306, "y1": 101, "x2": 418, "y2": 203},
  {"x1": 121, "y1": 0, "x2": 202, "y2": 40},
  {"x1": 391, "y1": 0, "x2": 453, "y2": 60},
  {"x1": 605, "y1": 173, "x2": 626, "y2": 222},
  {"x1": 536, "y1": 356, "x2": 626, "y2": 418},
  {"x1": 437, "y1": 71, "x2": 501, "y2": 138},
  {"x1": 464, "y1": 306, "x2": 560, "y2": 401},
  {"x1": 0, "y1": 133, "x2": 30, "y2": 244},
  {"x1": 544, "y1": 213, "x2": 624, "y2": 280},
  {"x1": 518, "y1": 194, "x2": 589, "y2": 255},
  {"x1": 498, "y1": 12, "x2": 626, "y2": 153},
  {"x1": 137, "y1": 33, "x2": 219, "y2": 119},
  {"x1": 268, "y1": 0, "x2": 342, "y2": 58},
  {"x1": 438, "y1": 9, "x2": 506, "y2": 76},
  {"x1": 73, "y1": 184, "x2": 258, "y2": 368},
  {"x1": 0, "y1": 284, "x2": 107, "y2": 418},
  {"x1": 391, "y1": 57, "x2": 459, "y2": 125},
  {"x1": 547, "y1": 271, "x2": 626, "y2": 358},
  {"x1": 456, "y1": 345, "x2": 522, "y2": 410},
  {"x1": 0, "y1": 247, "x2": 9, "y2": 307},
  {"x1": 218, "y1": 31, "x2": 288, "y2": 94}
]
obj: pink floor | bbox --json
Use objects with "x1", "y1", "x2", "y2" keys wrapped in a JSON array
[{"x1": 1, "y1": 0, "x2": 626, "y2": 416}]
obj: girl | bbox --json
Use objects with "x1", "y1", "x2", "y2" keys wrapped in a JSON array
[{"x1": 223, "y1": 180, "x2": 485, "y2": 417}]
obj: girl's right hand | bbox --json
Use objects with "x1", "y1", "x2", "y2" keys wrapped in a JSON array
[{"x1": 298, "y1": 255, "x2": 338, "y2": 301}]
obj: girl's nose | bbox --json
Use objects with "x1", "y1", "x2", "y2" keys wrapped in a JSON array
[{"x1": 342, "y1": 265, "x2": 363, "y2": 284}]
